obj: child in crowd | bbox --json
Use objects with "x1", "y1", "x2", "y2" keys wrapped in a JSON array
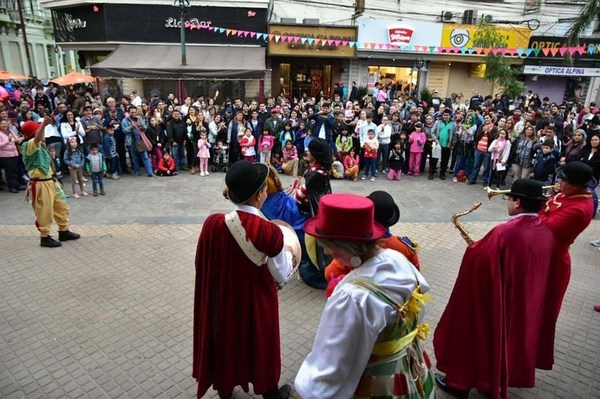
[
  {"x1": 197, "y1": 131, "x2": 211, "y2": 176},
  {"x1": 157, "y1": 151, "x2": 177, "y2": 176},
  {"x1": 408, "y1": 122, "x2": 426, "y2": 176},
  {"x1": 331, "y1": 154, "x2": 344, "y2": 179},
  {"x1": 271, "y1": 152, "x2": 283, "y2": 173},
  {"x1": 530, "y1": 139, "x2": 556, "y2": 185},
  {"x1": 335, "y1": 126, "x2": 353, "y2": 162},
  {"x1": 48, "y1": 147, "x2": 64, "y2": 187},
  {"x1": 239, "y1": 127, "x2": 256, "y2": 163},
  {"x1": 259, "y1": 128, "x2": 274, "y2": 165},
  {"x1": 343, "y1": 148, "x2": 360, "y2": 182},
  {"x1": 361, "y1": 129, "x2": 379, "y2": 181},
  {"x1": 303, "y1": 129, "x2": 314, "y2": 152},
  {"x1": 102, "y1": 125, "x2": 120, "y2": 180},
  {"x1": 278, "y1": 122, "x2": 295, "y2": 150},
  {"x1": 387, "y1": 140, "x2": 404, "y2": 181},
  {"x1": 85, "y1": 143, "x2": 106, "y2": 196},
  {"x1": 488, "y1": 128, "x2": 512, "y2": 188},
  {"x1": 63, "y1": 136, "x2": 87, "y2": 199},
  {"x1": 294, "y1": 121, "x2": 308, "y2": 154},
  {"x1": 214, "y1": 141, "x2": 228, "y2": 168},
  {"x1": 281, "y1": 140, "x2": 299, "y2": 176},
  {"x1": 398, "y1": 131, "x2": 410, "y2": 175}
]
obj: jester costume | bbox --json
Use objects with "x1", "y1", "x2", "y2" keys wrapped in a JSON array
[{"x1": 295, "y1": 249, "x2": 434, "y2": 398}]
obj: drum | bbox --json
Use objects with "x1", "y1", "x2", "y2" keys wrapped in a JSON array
[{"x1": 272, "y1": 220, "x2": 302, "y2": 289}]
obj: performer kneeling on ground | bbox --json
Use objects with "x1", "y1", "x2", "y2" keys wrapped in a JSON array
[
  {"x1": 295, "y1": 193, "x2": 434, "y2": 398},
  {"x1": 21, "y1": 118, "x2": 80, "y2": 248},
  {"x1": 434, "y1": 179, "x2": 558, "y2": 399},
  {"x1": 192, "y1": 160, "x2": 295, "y2": 399}
]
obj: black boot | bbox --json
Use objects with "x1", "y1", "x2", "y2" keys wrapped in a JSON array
[
  {"x1": 434, "y1": 373, "x2": 469, "y2": 399},
  {"x1": 440, "y1": 173, "x2": 446, "y2": 180},
  {"x1": 59, "y1": 230, "x2": 81, "y2": 242},
  {"x1": 40, "y1": 235, "x2": 62, "y2": 248},
  {"x1": 428, "y1": 173, "x2": 434, "y2": 180},
  {"x1": 262, "y1": 384, "x2": 291, "y2": 399}
]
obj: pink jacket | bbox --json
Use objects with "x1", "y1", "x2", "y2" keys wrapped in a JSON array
[
  {"x1": 0, "y1": 131, "x2": 19, "y2": 158},
  {"x1": 409, "y1": 131, "x2": 426, "y2": 153}
]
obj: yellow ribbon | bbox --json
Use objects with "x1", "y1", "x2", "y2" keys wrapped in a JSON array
[{"x1": 372, "y1": 323, "x2": 430, "y2": 357}]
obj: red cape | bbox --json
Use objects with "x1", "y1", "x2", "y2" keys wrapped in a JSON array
[
  {"x1": 537, "y1": 193, "x2": 593, "y2": 368},
  {"x1": 434, "y1": 215, "x2": 558, "y2": 398},
  {"x1": 192, "y1": 211, "x2": 284, "y2": 397}
]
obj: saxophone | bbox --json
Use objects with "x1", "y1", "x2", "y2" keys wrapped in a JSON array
[{"x1": 451, "y1": 202, "x2": 482, "y2": 245}]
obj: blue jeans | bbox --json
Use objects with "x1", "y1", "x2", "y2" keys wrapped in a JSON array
[
  {"x1": 91, "y1": 171, "x2": 104, "y2": 191},
  {"x1": 172, "y1": 143, "x2": 186, "y2": 170},
  {"x1": 130, "y1": 147, "x2": 154, "y2": 176},
  {"x1": 106, "y1": 156, "x2": 120, "y2": 175},
  {"x1": 378, "y1": 143, "x2": 389, "y2": 171},
  {"x1": 364, "y1": 158, "x2": 377, "y2": 177},
  {"x1": 470, "y1": 149, "x2": 491, "y2": 184},
  {"x1": 453, "y1": 142, "x2": 474, "y2": 177}
]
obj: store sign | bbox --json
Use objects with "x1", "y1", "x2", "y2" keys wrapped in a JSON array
[
  {"x1": 528, "y1": 36, "x2": 600, "y2": 59},
  {"x1": 388, "y1": 26, "x2": 414, "y2": 46},
  {"x1": 357, "y1": 18, "x2": 441, "y2": 50},
  {"x1": 523, "y1": 65, "x2": 600, "y2": 77},
  {"x1": 52, "y1": 5, "x2": 266, "y2": 45},
  {"x1": 165, "y1": 18, "x2": 212, "y2": 29},
  {"x1": 268, "y1": 24, "x2": 356, "y2": 58},
  {"x1": 441, "y1": 24, "x2": 531, "y2": 49}
]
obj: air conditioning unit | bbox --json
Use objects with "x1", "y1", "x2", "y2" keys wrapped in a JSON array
[
  {"x1": 440, "y1": 11, "x2": 454, "y2": 23},
  {"x1": 280, "y1": 18, "x2": 297, "y2": 24},
  {"x1": 303, "y1": 18, "x2": 319, "y2": 25},
  {"x1": 462, "y1": 9, "x2": 477, "y2": 25},
  {"x1": 482, "y1": 14, "x2": 493, "y2": 24}
]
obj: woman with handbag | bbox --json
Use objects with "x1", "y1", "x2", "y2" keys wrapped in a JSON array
[{"x1": 130, "y1": 117, "x2": 155, "y2": 177}]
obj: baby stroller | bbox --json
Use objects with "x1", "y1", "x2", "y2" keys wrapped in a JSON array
[{"x1": 211, "y1": 142, "x2": 229, "y2": 173}]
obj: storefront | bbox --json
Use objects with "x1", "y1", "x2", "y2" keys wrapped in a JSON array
[
  {"x1": 48, "y1": 3, "x2": 268, "y2": 100},
  {"x1": 523, "y1": 36, "x2": 600, "y2": 105},
  {"x1": 268, "y1": 24, "x2": 356, "y2": 99}
]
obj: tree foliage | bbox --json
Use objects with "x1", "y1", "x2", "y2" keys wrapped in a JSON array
[
  {"x1": 566, "y1": 0, "x2": 600, "y2": 45},
  {"x1": 472, "y1": 23, "x2": 524, "y2": 98}
]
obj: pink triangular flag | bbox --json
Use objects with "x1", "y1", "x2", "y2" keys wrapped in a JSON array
[
  {"x1": 334, "y1": 40, "x2": 341, "y2": 47},
  {"x1": 559, "y1": 47, "x2": 567, "y2": 56},
  {"x1": 342, "y1": 41, "x2": 348, "y2": 46},
  {"x1": 568, "y1": 47, "x2": 577, "y2": 56},
  {"x1": 549, "y1": 48, "x2": 559, "y2": 56},
  {"x1": 542, "y1": 48, "x2": 551, "y2": 56}
]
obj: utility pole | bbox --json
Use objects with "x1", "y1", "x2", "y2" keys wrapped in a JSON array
[
  {"x1": 175, "y1": 0, "x2": 190, "y2": 66},
  {"x1": 16, "y1": 0, "x2": 34, "y2": 77}
]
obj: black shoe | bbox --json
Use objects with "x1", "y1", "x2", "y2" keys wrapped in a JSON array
[
  {"x1": 59, "y1": 230, "x2": 81, "y2": 242},
  {"x1": 434, "y1": 373, "x2": 469, "y2": 399},
  {"x1": 9, "y1": 187, "x2": 19, "y2": 193},
  {"x1": 428, "y1": 174, "x2": 434, "y2": 180},
  {"x1": 262, "y1": 384, "x2": 291, "y2": 399},
  {"x1": 440, "y1": 173, "x2": 446, "y2": 180},
  {"x1": 467, "y1": 180, "x2": 475, "y2": 185},
  {"x1": 41, "y1": 235, "x2": 62, "y2": 248},
  {"x1": 17, "y1": 185, "x2": 27, "y2": 190}
]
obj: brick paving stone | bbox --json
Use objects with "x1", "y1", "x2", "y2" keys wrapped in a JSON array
[{"x1": 1, "y1": 174, "x2": 599, "y2": 398}]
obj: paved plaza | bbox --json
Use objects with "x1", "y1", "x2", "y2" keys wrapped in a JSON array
[{"x1": 1, "y1": 172, "x2": 599, "y2": 399}]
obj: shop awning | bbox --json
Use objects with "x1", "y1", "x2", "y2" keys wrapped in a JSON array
[{"x1": 90, "y1": 44, "x2": 266, "y2": 80}]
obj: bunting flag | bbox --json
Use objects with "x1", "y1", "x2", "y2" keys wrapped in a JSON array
[{"x1": 193, "y1": 25, "x2": 598, "y2": 59}]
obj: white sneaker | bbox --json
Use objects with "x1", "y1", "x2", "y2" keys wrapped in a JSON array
[
  {"x1": 200, "y1": 172, "x2": 206, "y2": 176},
  {"x1": 360, "y1": 176, "x2": 366, "y2": 180},
  {"x1": 204, "y1": 171, "x2": 209, "y2": 176},
  {"x1": 453, "y1": 177, "x2": 458, "y2": 183},
  {"x1": 370, "y1": 177, "x2": 376, "y2": 182},
  {"x1": 590, "y1": 239, "x2": 600, "y2": 247}
]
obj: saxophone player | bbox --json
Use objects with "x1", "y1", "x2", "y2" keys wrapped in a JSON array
[{"x1": 434, "y1": 179, "x2": 560, "y2": 399}]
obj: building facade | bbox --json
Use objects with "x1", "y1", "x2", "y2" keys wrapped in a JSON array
[{"x1": 0, "y1": 0, "x2": 72, "y2": 79}]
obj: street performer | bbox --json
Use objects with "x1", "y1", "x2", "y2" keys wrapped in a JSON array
[
  {"x1": 434, "y1": 179, "x2": 558, "y2": 399},
  {"x1": 537, "y1": 161, "x2": 594, "y2": 369},
  {"x1": 21, "y1": 118, "x2": 80, "y2": 248},
  {"x1": 192, "y1": 160, "x2": 294, "y2": 399}
]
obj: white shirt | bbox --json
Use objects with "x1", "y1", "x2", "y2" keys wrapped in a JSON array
[
  {"x1": 235, "y1": 204, "x2": 294, "y2": 284},
  {"x1": 295, "y1": 249, "x2": 429, "y2": 399},
  {"x1": 131, "y1": 95, "x2": 142, "y2": 107}
]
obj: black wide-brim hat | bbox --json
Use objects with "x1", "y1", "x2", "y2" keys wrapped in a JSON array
[
  {"x1": 555, "y1": 161, "x2": 595, "y2": 187},
  {"x1": 308, "y1": 138, "x2": 332, "y2": 167},
  {"x1": 367, "y1": 191, "x2": 400, "y2": 228},
  {"x1": 509, "y1": 179, "x2": 547, "y2": 201},
  {"x1": 225, "y1": 160, "x2": 269, "y2": 204}
]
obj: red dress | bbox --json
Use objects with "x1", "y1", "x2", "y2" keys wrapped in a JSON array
[
  {"x1": 192, "y1": 211, "x2": 284, "y2": 397},
  {"x1": 434, "y1": 215, "x2": 558, "y2": 398},
  {"x1": 537, "y1": 192, "x2": 593, "y2": 368}
]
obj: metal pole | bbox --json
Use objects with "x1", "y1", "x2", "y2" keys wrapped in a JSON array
[
  {"x1": 179, "y1": 1, "x2": 187, "y2": 66},
  {"x1": 16, "y1": 0, "x2": 34, "y2": 77}
]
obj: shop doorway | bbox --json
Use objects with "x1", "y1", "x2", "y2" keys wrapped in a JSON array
[
  {"x1": 368, "y1": 66, "x2": 415, "y2": 91},
  {"x1": 280, "y1": 63, "x2": 332, "y2": 100}
]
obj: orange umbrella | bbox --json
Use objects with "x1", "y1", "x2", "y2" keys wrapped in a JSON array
[
  {"x1": 0, "y1": 70, "x2": 30, "y2": 80},
  {"x1": 50, "y1": 72, "x2": 96, "y2": 86}
]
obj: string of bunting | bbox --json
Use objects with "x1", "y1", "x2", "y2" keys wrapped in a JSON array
[{"x1": 185, "y1": 22, "x2": 599, "y2": 58}]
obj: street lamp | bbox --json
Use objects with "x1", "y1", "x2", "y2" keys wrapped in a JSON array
[{"x1": 174, "y1": 0, "x2": 191, "y2": 66}]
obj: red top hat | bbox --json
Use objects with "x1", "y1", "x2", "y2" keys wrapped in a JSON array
[
  {"x1": 21, "y1": 120, "x2": 41, "y2": 140},
  {"x1": 304, "y1": 194, "x2": 386, "y2": 242}
]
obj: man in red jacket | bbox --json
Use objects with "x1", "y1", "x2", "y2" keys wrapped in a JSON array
[
  {"x1": 434, "y1": 179, "x2": 558, "y2": 399},
  {"x1": 193, "y1": 160, "x2": 294, "y2": 399}
]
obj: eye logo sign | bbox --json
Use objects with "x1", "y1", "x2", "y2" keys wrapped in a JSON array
[
  {"x1": 449, "y1": 29, "x2": 470, "y2": 48},
  {"x1": 388, "y1": 26, "x2": 414, "y2": 46}
]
